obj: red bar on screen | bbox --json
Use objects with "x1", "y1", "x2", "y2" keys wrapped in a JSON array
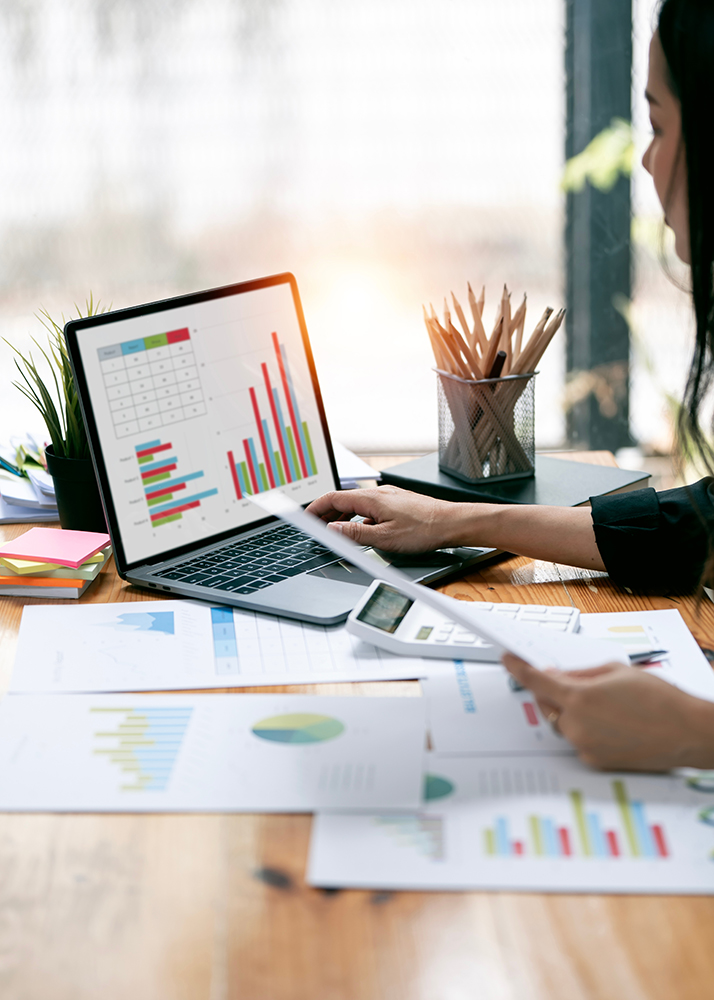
[
  {"x1": 272, "y1": 331, "x2": 308, "y2": 478},
  {"x1": 150, "y1": 500, "x2": 200, "y2": 522},
  {"x1": 227, "y1": 450, "x2": 242, "y2": 500},
  {"x1": 606, "y1": 831, "x2": 620, "y2": 857},
  {"x1": 262, "y1": 361, "x2": 291, "y2": 483},
  {"x1": 141, "y1": 463, "x2": 176, "y2": 479},
  {"x1": 243, "y1": 439, "x2": 259, "y2": 494},
  {"x1": 558, "y1": 828, "x2": 572, "y2": 856},
  {"x1": 145, "y1": 482, "x2": 187, "y2": 500},
  {"x1": 166, "y1": 328, "x2": 190, "y2": 344},
  {"x1": 523, "y1": 702, "x2": 539, "y2": 726},
  {"x1": 651, "y1": 825, "x2": 669, "y2": 858},
  {"x1": 249, "y1": 387, "x2": 276, "y2": 488},
  {"x1": 513, "y1": 841, "x2": 524, "y2": 855},
  {"x1": 136, "y1": 441, "x2": 173, "y2": 458}
]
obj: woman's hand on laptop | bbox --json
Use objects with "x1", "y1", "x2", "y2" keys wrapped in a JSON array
[{"x1": 305, "y1": 486, "x2": 469, "y2": 553}]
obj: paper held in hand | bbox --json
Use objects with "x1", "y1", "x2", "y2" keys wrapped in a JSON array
[{"x1": 247, "y1": 490, "x2": 628, "y2": 671}]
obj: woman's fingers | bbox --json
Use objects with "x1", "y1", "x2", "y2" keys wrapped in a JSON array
[{"x1": 502, "y1": 654, "x2": 571, "y2": 709}]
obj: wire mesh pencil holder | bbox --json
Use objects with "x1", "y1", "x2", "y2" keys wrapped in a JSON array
[{"x1": 437, "y1": 369, "x2": 536, "y2": 484}]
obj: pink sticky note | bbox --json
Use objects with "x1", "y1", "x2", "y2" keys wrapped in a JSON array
[{"x1": 0, "y1": 528, "x2": 111, "y2": 569}]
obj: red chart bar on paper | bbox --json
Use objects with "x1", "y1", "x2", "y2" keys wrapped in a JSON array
[
  {"x1": 141, "y1": 463, "x2": 176, "y2": 479},
  {"x1": 146, "y1": 482, "x2": 187, "y2": 501},
  {"x1": 150, "y1": 499, "x2": 200, "y2": 522},
  {"x1": 651, "y1": 825, "x2": 669, "y2": 858},
  {"x1": 166, "y1": 328, "x2": 190, "y2": 344},
  {"x1": 243, "y1": 439, "x2": 259, "y2": 494},
  {"x1": 136, "y1": 441, "x2": 173, "y2": 459},
  {"x1": 558, "y1": 828, "x2": 572, "y2": 856},
  {"x1": 523, "y1": 702, "x2": 539, "y2": 726},
  {"x1": 227, "y1": 449, "x2": 242, "y2": 500},
  {"x1": 513, "y1": 841, "x2": 524, "y2": 856},
  {"x1": 606, "y1": 830, "x2": 620, "y2": 857}
]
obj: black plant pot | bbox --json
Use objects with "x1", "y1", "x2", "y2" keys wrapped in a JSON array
[{"x1": 45, "y1": 445, "x2": 107, "y2": 532}]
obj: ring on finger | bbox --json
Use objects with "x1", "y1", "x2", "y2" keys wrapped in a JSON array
[{"x1": 547, "y1": 710, "x2": 562, "y2": 735}]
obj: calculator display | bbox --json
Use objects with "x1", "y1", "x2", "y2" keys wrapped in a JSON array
[{"x1": 355, "y1": 583, "x2": 414, "y2": 633}]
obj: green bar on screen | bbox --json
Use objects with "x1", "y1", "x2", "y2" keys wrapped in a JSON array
[
  {"x1": 259, "y1": 463, "x2": 269, "y2": 491},
  {"x1": 484, "y1": 829, "x2": 496, "y2": 856},
  {"x1": 275, "y1": 451, "x2": 286, "y2": 486},
  {"x1": 137, "y1": 454, "x2": 154, "y2": 465},
  {"x1": 143, "y1": 472, "x2": 171, "y2": 486},
  {"x1": 302, "y1": 421, "x2": 317, "y2": 474},
  {"x1": 240, "y1": 462, "x2": 252, "y2": 495},
  {"x1": 152, "y1": 512, "x2": 183, "y2": 527},
  {"x1": 286, "y1": 427, "x2": 300, "y2": 480},
  {"x1": 147, "y1": 494, "x2": 172, "y2": 507}
]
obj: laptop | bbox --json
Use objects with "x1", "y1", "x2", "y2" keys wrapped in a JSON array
[{"x1": 65, "y1": 272, "x2": 495, "y2": 625}]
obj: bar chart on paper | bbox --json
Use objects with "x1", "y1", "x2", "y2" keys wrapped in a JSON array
[
  {"x1": 226, "y1": 333, "x2": 318, "y2": 499},
  {"x1": 91, "y1": 705, "x2": 193, "y2": 792},
  {"x1": 136, "y1": 438, "x2": 218, "y2": 527},
  {"x1": 483, "y1": 778, "x2": 669, "y2": 860}
]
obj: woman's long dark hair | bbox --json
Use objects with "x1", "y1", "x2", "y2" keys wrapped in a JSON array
[{"x1": 658, "y1": 0, "x2": 714, "y2": 472}]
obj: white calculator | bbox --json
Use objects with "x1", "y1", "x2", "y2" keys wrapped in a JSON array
[{"x1": 346, "y1": 580, "x2": 580, "y2": 661}]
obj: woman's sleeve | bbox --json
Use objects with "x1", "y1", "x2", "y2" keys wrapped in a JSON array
[{"x1": 589, "y1": 478, "x2": 714, "y2": 591}]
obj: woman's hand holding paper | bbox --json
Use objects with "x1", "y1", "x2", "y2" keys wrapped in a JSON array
[{"x1": 503, "y1": 654, "x2": 714, "y2": 771}]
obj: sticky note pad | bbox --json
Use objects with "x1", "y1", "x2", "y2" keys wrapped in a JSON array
[{"x1": 0, "y1": 528, "x2": 111, "y2": 569}]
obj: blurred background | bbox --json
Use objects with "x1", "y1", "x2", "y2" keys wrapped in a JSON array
[{"x1": 0, "y1": 0, "x2": 695, "y2": 482}]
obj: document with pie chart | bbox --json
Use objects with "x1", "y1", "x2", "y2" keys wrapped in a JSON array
[{"x1": 0, "y1": 694, "x2": 425, "y2": 812}]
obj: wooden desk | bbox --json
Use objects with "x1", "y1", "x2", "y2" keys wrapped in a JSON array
[{"x1": 1, "y1": 453, "x2": 714, "y2": 1000}]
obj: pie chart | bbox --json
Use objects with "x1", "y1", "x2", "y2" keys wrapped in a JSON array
[
  {"x1": 251, "y1": 713, "x2": 345, "y2": 745},
  {"x1": 424, "y1": 774, "x2": 455, "y2": 801}
]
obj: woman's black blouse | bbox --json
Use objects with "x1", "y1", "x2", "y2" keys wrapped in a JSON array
[{"x1": 589, "y1": 478, "x2": 714, "y2": 591}]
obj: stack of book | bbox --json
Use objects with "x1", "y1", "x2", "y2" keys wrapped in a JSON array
[{"x1": 0, "y1": 527, "x2": 112, "y2": 599}]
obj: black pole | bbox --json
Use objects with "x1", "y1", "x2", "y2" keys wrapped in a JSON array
[{"x1": 565, "y1": 0, "x2": 633, "y2": 451}]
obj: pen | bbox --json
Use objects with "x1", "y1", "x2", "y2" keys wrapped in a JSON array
[
  {"x1": 487, "y1": 350, "x2": 507, "y2": 380},
  {"x1": 629, "y1": 649, "x2": 668, "y2": 665},
  {"x1": 0, "y1": 456, "x2": 23, "y2": 477}
]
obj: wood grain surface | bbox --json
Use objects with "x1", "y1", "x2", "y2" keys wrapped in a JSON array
[{"x1": 1, "y1": 452, "x2": 713, "y2": 1000}]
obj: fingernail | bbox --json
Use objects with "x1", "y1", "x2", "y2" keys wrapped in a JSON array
[{"x1": 328, "y1": 522, "x2": 344, "y2": 532}]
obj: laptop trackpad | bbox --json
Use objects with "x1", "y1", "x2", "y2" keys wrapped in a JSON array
[{"x1": 308, "y1": 561, "x2": 375, "y2": 586}]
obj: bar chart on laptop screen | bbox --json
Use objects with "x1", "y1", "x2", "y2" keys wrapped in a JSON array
[
  {"x1": 83, "y1": 282, "x2": 336, "y2": 563},
  {"x1": 224, "y1": 333, "x2": 319, "y2": 499}
]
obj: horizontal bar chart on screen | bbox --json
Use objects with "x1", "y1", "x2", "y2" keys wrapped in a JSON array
[
  {"x1": 134, "y1": 439, "x2": 218, "y2": 527},
  {"x1": 226, "y1": 333, "x2": 318, "y2": 499}
]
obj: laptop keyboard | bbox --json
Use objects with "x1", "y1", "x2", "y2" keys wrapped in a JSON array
[{"x1": 151, "y1": 524, "x2": 339, "y2": 595}]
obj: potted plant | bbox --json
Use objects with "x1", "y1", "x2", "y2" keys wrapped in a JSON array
[{"x1": 7, "y1": 297, "x2": 108, "y2": 531}]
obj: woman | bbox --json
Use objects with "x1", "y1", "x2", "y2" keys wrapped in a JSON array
[{"x1": 307, "y1": 0, "x2": 714, "y2": 771}]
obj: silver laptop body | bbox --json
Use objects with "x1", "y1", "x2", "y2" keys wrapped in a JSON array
[{"x1": 66, "y1": 272, "x2": 494, "y2": 624}]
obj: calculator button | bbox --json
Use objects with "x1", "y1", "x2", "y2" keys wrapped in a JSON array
[
  {"x1": 433, "y1": 635, "x2": 451, "y2": 643},
  {"x1": 497, "y1": 604, "x2": 520, "y2": 611},
  {"x1": 495, "y1": 611, "x2": 517, "y2": 619},
  {"x1": 523, "y1": 605, "x2": 546, "y2": 614},
  {"x1": 476, "y1": 603, "x2": 494, "y2": 611},
  {"x1": 547, "y1": 607, "x2": 573, "y2": 616},
  {"x1": 454, "y1": 635, "x2": 476, "y2": 644},
  {"x1": 544, "y1": 622, "x2": 569, "y2": 631}
]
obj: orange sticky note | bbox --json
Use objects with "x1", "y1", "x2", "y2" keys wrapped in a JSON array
[{"x1": 0, "y1": 528, "x2": 111, "y2": 569}]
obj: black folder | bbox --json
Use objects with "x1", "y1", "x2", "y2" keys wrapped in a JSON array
[{"x1": 379, "y1": 453, "x2": 650, "y2": 507}]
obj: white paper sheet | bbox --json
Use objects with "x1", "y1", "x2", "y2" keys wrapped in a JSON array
[
  {"x1": 0, "y1": 693, "x2": 426, "y2": 812},
  {"x1": 248, "y1": 489, "x2": 629, "y2": 671},
  {"x1": 578, "y1": 609, "x2": 714, "y2": 701},
  {"x1": 422, "y1": 610, "x2": 714, "y2": 754},
  {"x1": 308, "y1": 753, "x2": 714, "y2": 894},
  {"x1": 10, "y1": 600, "x2": 434, "y2": 693},
  {"x1": 422, "y1": 665, "x2": 574, "y2": 755}
]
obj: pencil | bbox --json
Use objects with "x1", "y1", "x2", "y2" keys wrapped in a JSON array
[{"x1": 467, "y1": 283, "x2": 488, "y2": 355}]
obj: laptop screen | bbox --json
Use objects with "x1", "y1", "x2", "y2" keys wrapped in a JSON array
[{"x1": 69, "y1": 275, "x2": 339, "y2": 568}]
